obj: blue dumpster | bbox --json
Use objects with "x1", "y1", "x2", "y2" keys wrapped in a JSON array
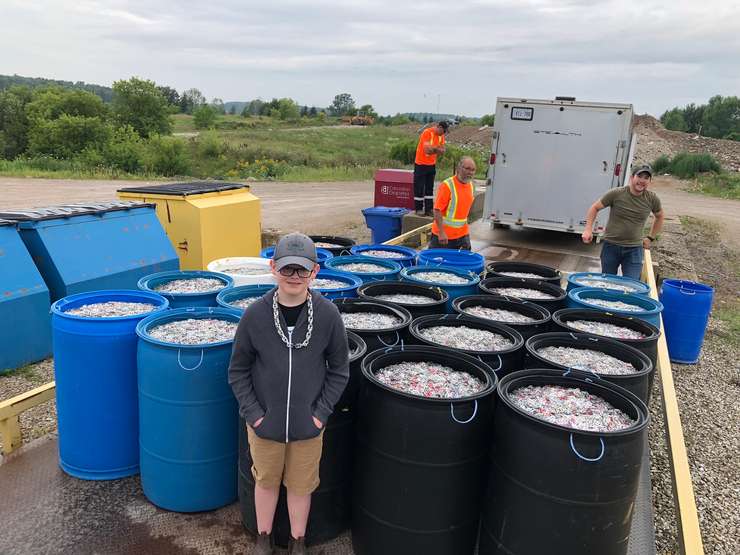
[
  {"x1": 660, "y1": 279, "x2": 714, "y2": 364},
  {"x1": 0, "y1": 202, "x2": 179, "y2": 303},
  {"x1": 0, "y1": 220, "x2": 52, "y2": 372},
  {"x1": 51, "y1": 289, "x2": 169, "y2": 479},
  {"x1": 136, "y1": 307, "x2": 240, "y2": 512},
  {"x1": 361, "y1": 206, "x2": 409, "y2": 244}
]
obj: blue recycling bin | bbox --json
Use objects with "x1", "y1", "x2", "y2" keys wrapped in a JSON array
[
  {"x1": 0, "y1": 202, "x2": 179, "y2": 303},
  {"x1": 0, "y1": 220, "x2": 52, "y2": 372},
  {"x1": 361, "y1": 206, "x2": 409, "y2": 244},
  {"x1": 660, "y1": 279, "x2": 714, "y2": 364}
]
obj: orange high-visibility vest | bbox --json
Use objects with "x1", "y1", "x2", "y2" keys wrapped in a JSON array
[
  {"x1": 415, "y1": 127, "x2": 446, "y2": 166},
  {"x1": 431, "y1": 176, "x2": 474, "y2": 240}
]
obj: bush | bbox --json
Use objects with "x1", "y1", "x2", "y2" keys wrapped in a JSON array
[
  {"x1": 389, "y1": 139, "x2": 416, "y2": 164},
  {"x1": 104, "y1": 125, "x2": 145, "y2": 172},
  {"x1": 143, "y1": 135, "x2": 190, "y2": 176},
  {"x1": 651, "y1": 155, "x2": 671, "y2": 174},
  {"x1": 668, "y1": 152, "x2": 721, "y2": 179},
  {"x1": 193, "y1": 105, "x2": 217, "y2": 129},
  {"x1": 112, "y1": 77, "x2": 172, "y2": 138},
  {"x1": 724, "y1": 131, "x2": 740, "y2": 142},
  {"x1": 28, "y1": 115, "x2": 112, "y2": 158},
  {"x1": 197, "y1": 130, "x2": 226, "y2": 158}
]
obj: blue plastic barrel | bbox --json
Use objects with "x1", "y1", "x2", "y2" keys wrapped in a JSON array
[
  {"x1": 0, "y1": 220, "x2": 52, "y2": 373},
  {"x1": 350, "y1": 244, "x2": 418, "y2": 268},
  {"x1": 568, "y1": 287, "x2": 664, "y2": 328},
  {"x1": 51, "y1": 289, "x2": 169, "y2": 479},
  {"x1": 311, "y1": 269, "x2": 363, "y2": 299},
  {"x1": 417, "y1": 249, "x2": 485, "y2": 274},
  {"x1": 400, "y1": 266, "x2": 480, "y2": 312},
  {"x1": 660, "y1": 279, "x2": 714, "y2": 364},
  {"x1": 136, "y1": 307, "x2": 241, "y2": 512},
  {"x1": 260, "y1": 246, "x2": 334, "y2": 268},
  {"x1": 325, "y1": 255, "x2": 402, "y2": 284},
  {"x1": 217, "y1": 284, "x2": 274, "y2": 313},
  {"x1": 138, "y1": 270, "x2": 233, "y2": 308},
  {"x1": 361, "y1": 206, "x2": 409, "y2": 244},
  {"x1": 567, "y1": 272, "x2": 651, "y2": 295}
]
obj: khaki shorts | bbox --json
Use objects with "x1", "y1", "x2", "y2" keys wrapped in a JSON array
[{"x1": 246, "y1": 426, "x2": 324, "y2": 496}]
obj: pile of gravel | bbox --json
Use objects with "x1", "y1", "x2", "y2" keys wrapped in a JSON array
[
  {"x1": 574, "y1": 278, "x2": 639, "y2": 293},
  {"x1": 311, "y1": 278, "x2": 348, "y2": 289},
  {"x1": 418, "y1": 325, "x2": 514, "y2": 351},
  {"x1": 65, "y1": 301, "x2": 157, "y2": 318},
  {"x1": 463, "y1": 305, "x2": 537, "y2": 323},
  {"x1": 509, "y1": 384, "x2": 636, "y2": 432},
  {"x1": 341, "y1": 312, "x2": 401, "y2": 330},
  {"x1": 374, "y1": 293, "x2": 434, "y2": 304},
  {"x1": 375, "y1": 361, "x2": 485, "y2": 398},
  {"x1": 314, "y1": 241, "x2": 344, "y2": 248},
  {"x1": 583, "y1": 298, "x2": 643, "y2": 312},
  {"x1": 489, "y1": 287, "x2": 556, "y2": 300},
  {"x1": 565, "y1": 320, "x2": 646, "y2": 340},
  {"x1": 412, "y1": 271, "x2": 470, "y2": 284},
  {"x1": 154, "y1": 278, "x2": 225, "y2": 294},
  {"x1": 335, "y1": 262, "x2": 389, "y2": 273},
  {"x1": 217, "y1": 264, "x2": 268, "y2": 276},
  {"x1": 359, "y1": 249, "x2": 407, "y2": 259},
  {"x1": 498, "y1": 271, "x2": 546, "y2": 279},
  {"x1": 148, "y1": 318, "x2": 238, "y2": 345},
  {"x1": 536, "y1": 346, "x2": 637, "y2": 375},
  {"x1": 230, "y1": 297, "x2": 260, "y2": 309}
]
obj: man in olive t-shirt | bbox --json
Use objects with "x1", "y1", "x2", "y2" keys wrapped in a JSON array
[{"x1": 582, "y1": 164, "x2": 665, "y2": 280}]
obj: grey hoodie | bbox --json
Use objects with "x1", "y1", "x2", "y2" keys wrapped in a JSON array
[{"x1": 228, "y1": 288, "x2": 349, "y2": 442}]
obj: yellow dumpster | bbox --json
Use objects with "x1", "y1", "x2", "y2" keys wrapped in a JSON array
[{"x1": 117, "y1": 182, "x2": 261, "y2": 270}]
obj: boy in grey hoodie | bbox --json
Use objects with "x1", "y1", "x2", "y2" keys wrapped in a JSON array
[{"x1": 228, "y1": 233, "x2": 349, "y2": 555}]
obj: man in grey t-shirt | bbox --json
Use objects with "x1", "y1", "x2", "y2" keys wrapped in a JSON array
[{"x1": 582, "y1": 165, "x2": 665, "y2": 280}]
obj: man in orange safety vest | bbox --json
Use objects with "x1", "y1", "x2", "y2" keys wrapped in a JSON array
[
  {"x1": 414, "y1": 120, "x2": 449, "y2": 216},
  {"x1": 430, "y1": 156, "x2": 476, "y2": 250}
]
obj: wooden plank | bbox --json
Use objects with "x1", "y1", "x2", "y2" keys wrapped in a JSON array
[
  {"x1": 383, "y1": 223, "x2": 432, "y2": 246},
  {"x1": 0, "y1": 381, "x2": 56, "y2": 456},
  {"x1": 642, "y1": 250, "x2": 705, "y2": 555}
]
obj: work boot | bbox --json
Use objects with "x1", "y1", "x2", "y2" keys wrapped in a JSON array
[
  {"x1": 253, "y1": 531, "x2": 274, "y2": 555},
  {"x1": 415, "y1": 209, "x2": 425, "y2": 216},
  {"x1": 288, "y1": 536, "x2": 306, "y2": 555},
  {"x1": 424, "y1": 210, "x2": 433, "y2": 217}
]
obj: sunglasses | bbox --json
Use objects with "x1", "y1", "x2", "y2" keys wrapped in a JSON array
[{"x1": 278, "y1": 265, "x2": 313, "y2": 278}]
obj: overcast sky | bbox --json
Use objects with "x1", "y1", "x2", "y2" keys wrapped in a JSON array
[{"x1": 2, "y1": 0, "x2": 738, "y2": 117}]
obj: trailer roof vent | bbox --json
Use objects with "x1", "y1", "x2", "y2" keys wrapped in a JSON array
[{"x1": 555, "y1": 96, "x2": 576, "y2": 101}]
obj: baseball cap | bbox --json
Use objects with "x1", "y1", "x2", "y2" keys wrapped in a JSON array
[
  {"x1": 273, "y1": 232, "x2": 317, "y2": 271},
  {"x1": 438, "y1": 121, "x2": 450, "y2": 132},
  {"x1": 632, "y1": 164, "x2": 653, "y2": 178}
]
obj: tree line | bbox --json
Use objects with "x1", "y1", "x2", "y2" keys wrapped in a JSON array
[{"x1": 660, "y1": 95, "x2": 740, "y2": 141}]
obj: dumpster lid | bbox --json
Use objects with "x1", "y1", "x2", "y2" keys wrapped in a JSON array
[
  {"x1": 0, "y1": 219, "x2": 14, "y2": 227},
  {"x1": 362, "y1": 206, "x2": 410, "y2": 216},
  {"x1": 0, "y1": 201, "x2": 155, "y2": 222},
  {"x1": 117, "y1": 181, "x2": 248, "y2": 196}
]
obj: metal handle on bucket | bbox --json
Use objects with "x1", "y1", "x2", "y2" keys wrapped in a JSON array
[
  {"x1": 178, "y1": 348, "x2": 204, "y2": 371},
  {"x1": 450, "y1": 400, "x2": 478, "y2": 424},
  {"x1": 569, "y1": 434, "x2": 605, "y2": 462},
  {"x1": 377, "y1": 330, "x2": 400, "y2": 347}
]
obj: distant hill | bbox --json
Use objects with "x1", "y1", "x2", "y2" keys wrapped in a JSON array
[{"x1": 0, "y1": 74, "x2": 113, "y2": 102}]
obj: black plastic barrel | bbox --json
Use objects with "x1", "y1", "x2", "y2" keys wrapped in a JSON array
[
  {"x1": 238, "y1": 407, "x2": 354, "y2": 547},
  {"x1": 353, "y1": 345, "x2": 496, "y2": 555},
  {"x1": 480, "y1": 277, "x2": 567, "y2": 312},
  {"x1": 525, "y1": 332, "x2": 654, "y2": 403},
  {"x1": 479, "y1": 368, "x2": 648, "y2": 555},
  {"x1": 309, "y1": 235, "x2": 356, "y2": 257},
  {"x1": 452, "y1": 294, "x2": 551, "y2": 340},
  {"x1": 485, "y1": 261, "x2": 562, "y2": 285},
  {"x1": 358, "y1": 280, "x2": 449, "y2": 319},
  {"x1": 551, "y1": 308, "x2": 660, "y2": 369},
  {"x1": 336, "y1": 331, "x2": 367, "y2": 411},
  {"x1": 332, "y1": 298, "x2": 412, "y2": 352},
  {"x1": 408, "y1": 314, "x2": 525, "y2": 378}
]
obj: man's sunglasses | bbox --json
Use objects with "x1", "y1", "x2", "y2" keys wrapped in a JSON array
[{"x1": 278, "y1": 265, "x2": 313, "y2": 278}]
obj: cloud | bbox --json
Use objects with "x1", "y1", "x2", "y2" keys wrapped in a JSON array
[{"x1": 1, "y1": 0, "x2": 738, "y2": 116}]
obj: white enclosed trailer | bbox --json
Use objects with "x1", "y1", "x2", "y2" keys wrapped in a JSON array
[{"x1": 484, "y1": 97, "x2": 635, "y2": 237}]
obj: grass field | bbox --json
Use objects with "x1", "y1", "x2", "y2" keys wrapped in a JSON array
[{"x1": 690, "y1": 173, "x2": 740, "y2": 200}]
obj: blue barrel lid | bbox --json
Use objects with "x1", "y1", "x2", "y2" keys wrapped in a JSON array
[
  {"x1": 361, "y1": 206, "x2": 409, "y2": 216},
  {"x1": 350, "y1": 244, "x2": 417, "y2": 258},
  {"x1": 136, "y1": 306, "x2": 242, "y2": 348},
  {"x1": 326, "y1": 255, "x2": 402, "y2": 275},
  {"x1": 418, "y1": 248, "x2": 485, "y2": 265},
  {"x1": 216, "y1": 284, "x2": 274, "y2": 310},
  {"x1": 51, "y1": 289, "x2": 170, "y2": 320},
  {"x1": 567, "y1": 272, "x2": 650, "y2": 295}
]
